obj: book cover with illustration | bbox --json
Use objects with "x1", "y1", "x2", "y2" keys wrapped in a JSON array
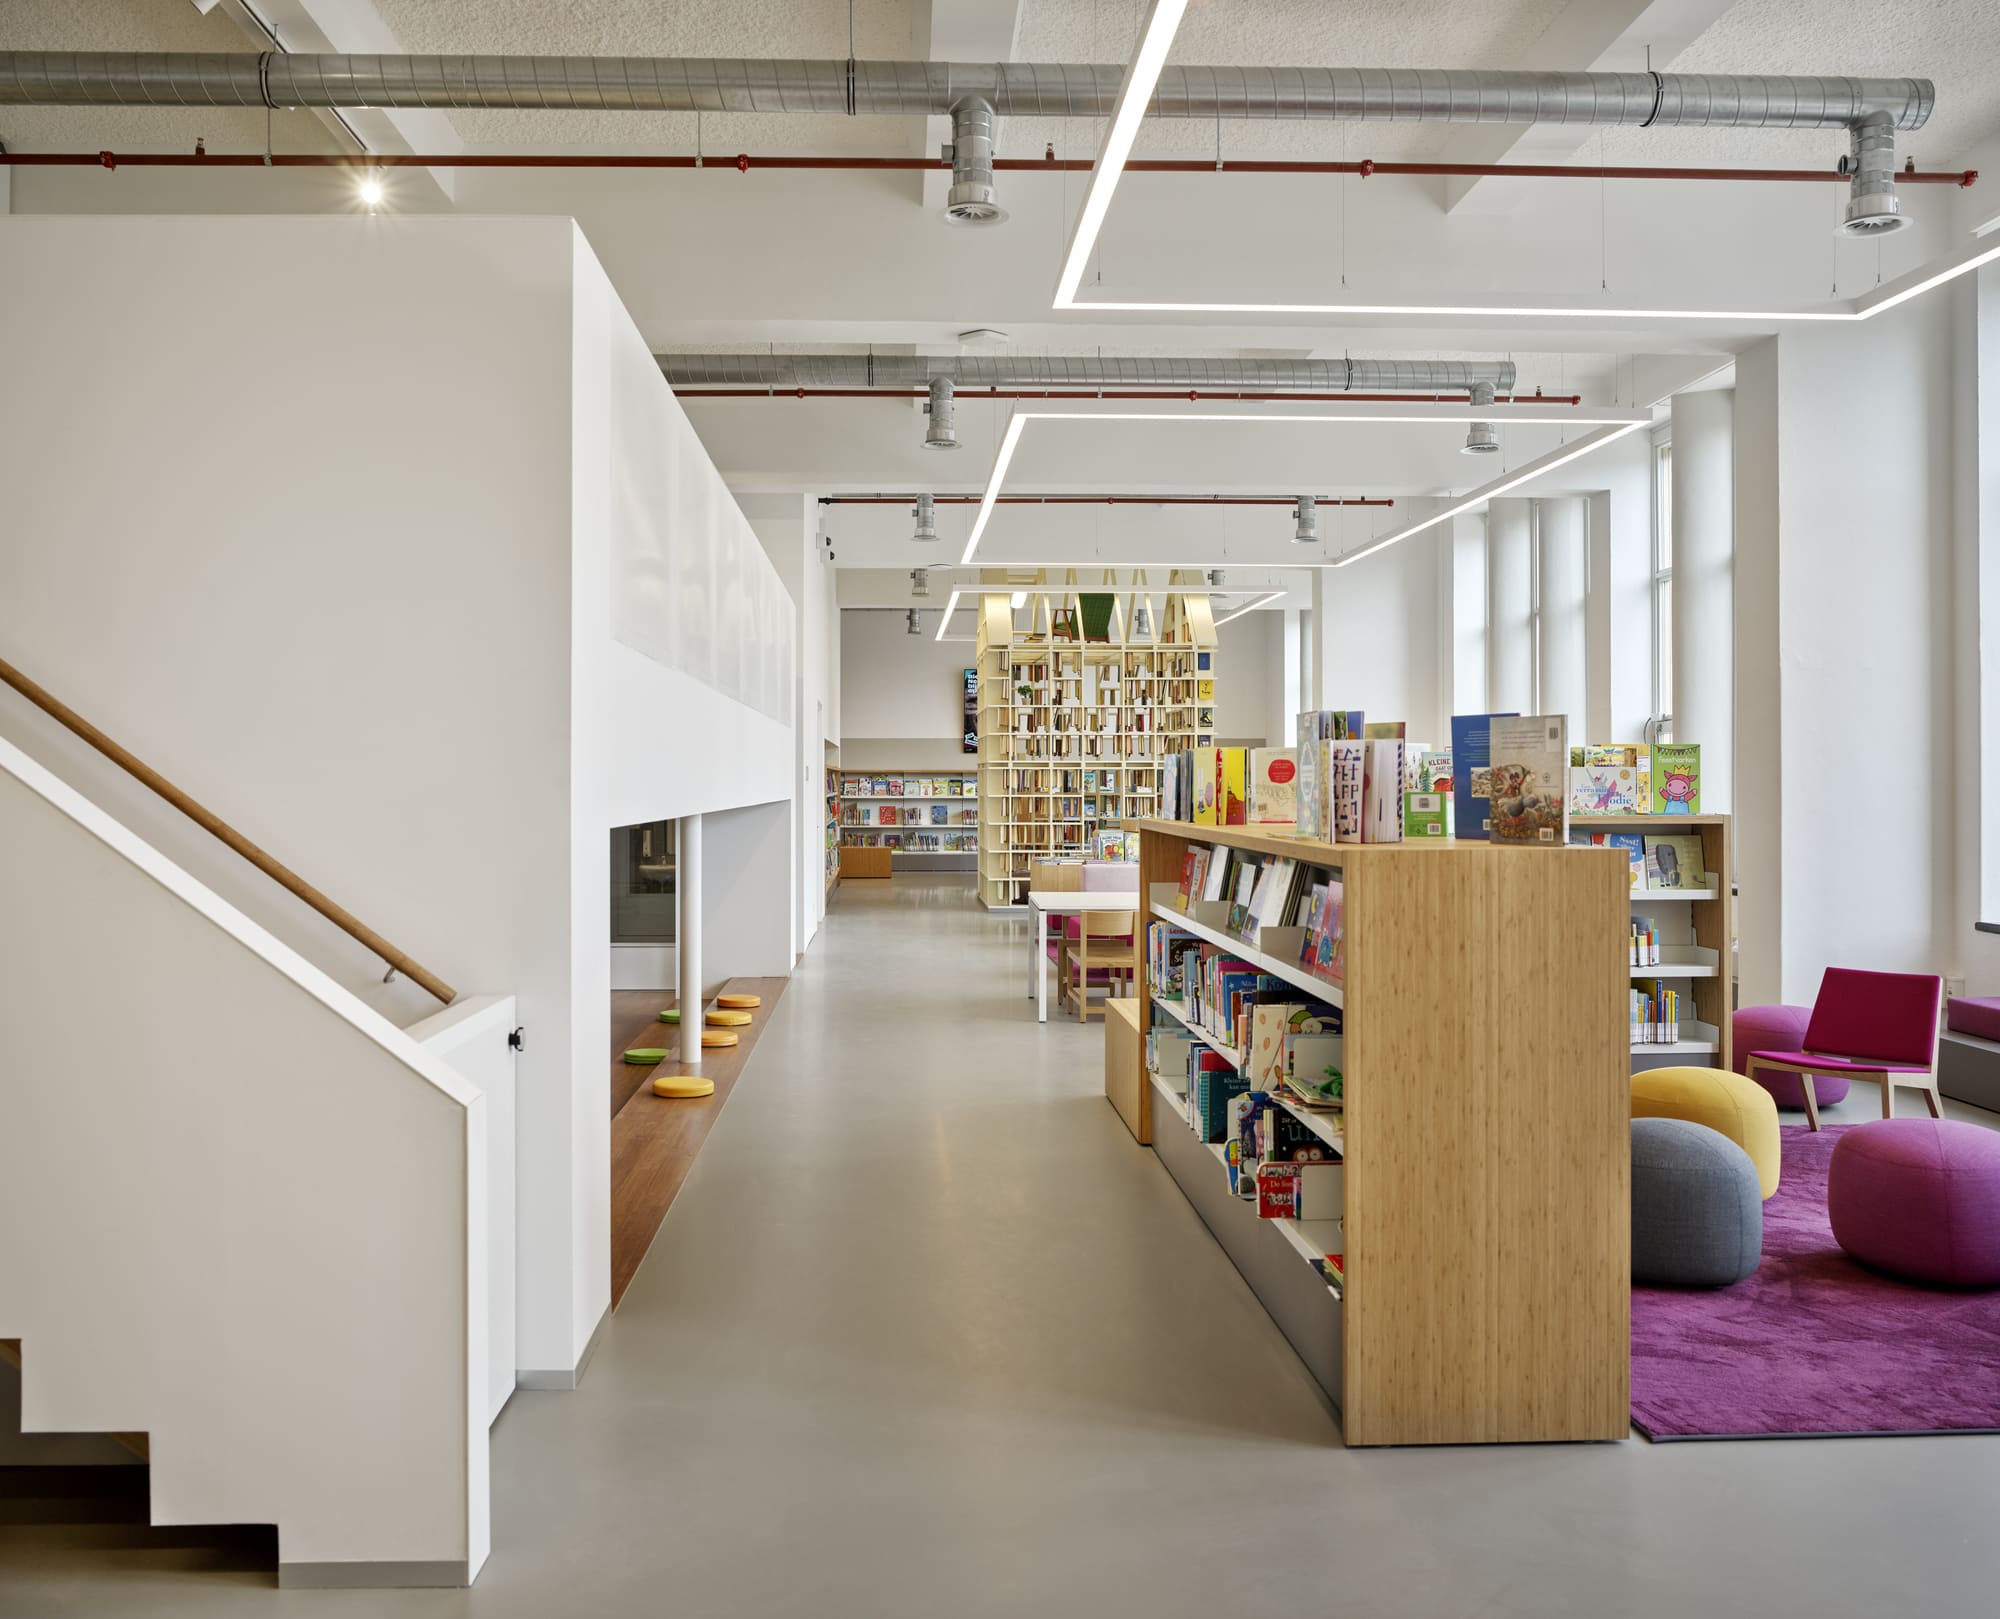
[
  {"x1": 1650, "y1": 743, "x2": 1702, "y2": 814},
  {"x1": 1250, "y1": 748, "x2": 1298, "y2": 824},
  {"x1": 1571, "y1": 829, "x2": 1646, "y2": 888},
  {"x1": 1486, "y1": 715, "x2": 1569, "y2": 846},
  {"x1": 1221, "y1": 747, "x2": 1248, "y2": 825},
  {"x1": 1364, "y1": 739, "x2": 1406, "y2": 843},
  {"x1": 1304, "y1": 874, "x2": 1346, "y2": 985},
  {"x1": 929, "y1": 803, "x2": 949, "y2": 825},
  {"x1": 1449, "y1": 712, "x2": 1517, "y2": 841},
  {"x1": 1294, "y1": 726, "x2": 1324, "y2": 841},
  {"x1": 1643, "y1": 833, "x2": 1706, "y2": 891},
  {"x1": 1569, "y1": 762, "x2": 1642, "y2": 816},
  {"x1": 1193, "y1": 748, "x2": 1221, "y2": 826},
  {"x1": 1330, "y1": 740, "x2": 1365, "y2": 842}
]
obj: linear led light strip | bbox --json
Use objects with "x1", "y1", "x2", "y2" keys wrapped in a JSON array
[
  {"x1": 1212, "y1": 590, "x2": 1287, "y2": 626},
  {"x1": 1332, "y1": 420, "x2": 1651, "y2": 568},
  {"x1": 958, "y1": 406, "x2": 1645, "y2": 566},
  {"x1": 1048, "y1": 1, "x2": 2000, "y2": 325}
]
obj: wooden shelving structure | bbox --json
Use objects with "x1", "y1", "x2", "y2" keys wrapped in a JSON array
[
  {"x1": 1119, "y1": 819, "x2": 1631, "y2": 1447},
  {"x1": 974, "y1": 574, "x2": 1217, "y2": 909},
  {"x1": 1577, "y1": 813, "x2": 1733, "y2": 1072}
]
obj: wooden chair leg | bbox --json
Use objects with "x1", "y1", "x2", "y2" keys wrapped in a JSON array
[
  {"x1": 1921, "y1": 1080, "x2": 1943, "y2": 1119},
  {"x1": 1880, "y1": 1072, "x2": 1896, "y2": 1120},
  {"x1": 1798, "y1": 1070, "x2": 1822, "y2": 1132}
]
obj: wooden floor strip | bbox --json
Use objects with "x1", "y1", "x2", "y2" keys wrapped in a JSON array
[{"x1": 608, "y1": 978, "x2": 787, "y2": 1307}]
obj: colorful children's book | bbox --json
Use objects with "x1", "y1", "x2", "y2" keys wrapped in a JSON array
[
  {"x1": 1570, "y1": 762, "x2": 1642, "y2": 816},
  {"x1": 1294, "y1": 722, "x2": 1324, "y2": 842},
  {"x1": 1486, "y1": 714, "x2": 1569, "y2": 846},
  {"x1": 929, "y1": 803, "x2": 949, "y2": 825},
  {"x1": 1221, "y1": 748, "x2": 1248, "y2": 826},
  {"x1": 1650, "y1": 743, "x2": 1702, "y2": 814},
  {"x1": 1364, "y1": 739, "x2": 1406, "y2": 843},
  {"x1": 1643, "y1": 833, "x2": 1706, "y2": 891},
  {"x1": 1405, "y1": 791, "x2": 1447, "y2": 838},
  {"x1": 1449, "y1": 712, "x2": 1517, "y2": 841},
  {"x1": 1193, "y1": 748, "x2": 1220, "y2": 826},
  {"x1": 1571, "y1": 829, "x2": 1646, "y2": 888},
  {"x1": 1303, "y1": 874, "x2": 1346, "y2": 984},
  {"x1": 1249, "y1": 748, "x2": 1298, "y2": 824},
  {"x1": 1329, "y1": 740, "x2": 1365, "y2": 842}
]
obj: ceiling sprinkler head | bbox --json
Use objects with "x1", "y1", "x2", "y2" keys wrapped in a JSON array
[
  {"x1": 924, "y1": 377, "x2": 959, "y2": 450},
  {"x1": 912, "y1": 493, "x2": 940, "y2": 542},
  {"x1": 1292, "y1": 495, "x2": 1319, "y2": 544},
  {"x1": 1464, "y1": 380, "x2": 1501, "y2": 454}
]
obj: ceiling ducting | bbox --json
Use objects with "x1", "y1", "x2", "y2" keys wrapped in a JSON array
[
  {"x1": 0, "y1": 54, "x2": 1935, "y2": 225},
  {"x1": 660, "y1": 354, "x2": 1520, "y2": 393}
]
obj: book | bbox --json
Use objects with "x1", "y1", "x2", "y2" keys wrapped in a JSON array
[
  {"x1": 1176, "y1": 845, "x2": 1207, "y2": 908},
  {"x1": 1364, "y1": 739, "x2": 1405, "y2": 843},
  {"x1": 1329, "y1": 740, "x2": 1365, "y2": 842},
  {"x1": 1294, "y1": 723, "x2": 1324, "y2": 842},
  {"x1": 1303, "y1": 873, "x2": 1346, "y2": 984},
  {"x1": 1449, "y1": 712, "x2": 1517, "y2": 841},
  {"x1": 1643, "y1": 833, "x2": 1706, "y2": 891},
  {"x1": 929, "y1": 803, "x2": 948, "y2": 825},
  {"x1": 1249, "y1": 748, "x2": 1298, "y2": 824},
  {"x1": 1405, "y1": 791, "x2": 1447, "y2": 838},
  {"x1": 1412, "y1": 750, "x2": 1453, "y2": 794},
  {"x1": 1199, "y1": 845, "x2": 1231, "y2": 905},
  {"x1": 1221, "y1": 748, "x2": 1248, "y2": 825},
  {"x1": 1284, "y1": 1030, "x2": 1344, "y2": 1104},
  {"x1": 1256, "y1": 1161, "x2": 1343, "y2": 1221},
  {"x1": 1225, "y1": 857, "x2": 1262, "y2": 936},
  {"x1": 1569, "y1": 763, "x2": 1642, "y2": 816},
  {"x1": 1571, "y1": 829, "x2": 1646, "y2": 888},
  {"x1": 1650, "y1": 743, "x2": 1702, "y2": 814},
  {"x1": 1193, "y1": 748, "x2": 1220, "y2": 826},
  {"x1": 1486, "y1": 714, "x2": 1569, "y2": 847}
]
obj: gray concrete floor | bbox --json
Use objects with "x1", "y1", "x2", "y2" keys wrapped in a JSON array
[{"x1": 5, "y1": 874, "x2": 2000, "y2": 1614}]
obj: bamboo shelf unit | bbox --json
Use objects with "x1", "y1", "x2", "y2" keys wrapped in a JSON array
[
  {"x1": 974, "y1": 575, "x2": 1217, "y2": 909},
  {"x1": 1120, "y1": 819, "x2": 1631, "y2": 1447},
  {"x1": 1576, "y1": 813, "x2": 1733, "y2": 1070}
]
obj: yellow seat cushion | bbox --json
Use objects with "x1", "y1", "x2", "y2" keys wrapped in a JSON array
[
  {"x1": 705, "y1": 1008, "x2": 753, "y2": 1027},
  {"x1": 715, "y1": 993, "x2": 761, "y2": 1010},
  {"x1": 653, "y1": 1074, "x2": 715, "y2": 1099},
  {"x1": 1632, "y1": 1065, "x2": 1782, "y2": 1199}
]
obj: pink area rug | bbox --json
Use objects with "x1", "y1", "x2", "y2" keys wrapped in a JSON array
[{"x1": 1632, "y1": 1125, "x2": 2000, "y2": 1440}]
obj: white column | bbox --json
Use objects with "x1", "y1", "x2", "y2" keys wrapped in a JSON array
[
  {"x1": 1281, "y1": 607, "x2": 1302, "y2": 743},
  {"x1": 1732, "y1": 348, "x2": 1781, "y2": 1004},
  {"x1": 678, "y1": 812, "x2": 704, "y2": 1067},
  {"x1": 1308, "y1": 570, "x2": 1327, "y2": 708},
  {"x1": 1583, "y1": 427, "x2": 1655, "y2": 745},
  {"x1": 1536, "y1": 496, "x2": 1588, "y2": 736},
  {"x1": 1450, "y1": 513, "x2": 1487, "y2": 715},
  {"x1": 1486, "y1": 497, "x2": 1535, "y2": 713},
  {"x1": 1671, "y1": 387, "x2": 1735, "y2": 812}
]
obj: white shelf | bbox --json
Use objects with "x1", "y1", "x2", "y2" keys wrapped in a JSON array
[
  {"x1": 840, "y1": 794, "x2": 973, "y2": 802},
  {"x1": 1148, "y1": 902, "x2": 1345, "y2": 1012},
  {"x1": 1625, "y1": 944, "x2": 1720, "y2": 978},
  {"x1": 1630, "y1": 874, "x2": 1720, "y2": 903},
  {"x1": 1631, "y1": 1017, "x2": 1721, "y2": 1055},
  {"x1": 1273, "y1": 1095, "x2": 1345, "y2": 1153},
  {"x1": 1151, "y1": 994, "x2": 1244, "y2": 1068}
]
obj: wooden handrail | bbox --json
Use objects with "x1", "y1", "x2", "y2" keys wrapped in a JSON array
[{"x1": 0, "y1": 655, "x2": 456, "y2": 1006}]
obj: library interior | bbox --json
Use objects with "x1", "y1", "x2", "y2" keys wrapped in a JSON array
[{"x1": 5, "y1": 1, "x2": 2000, "y2": 1614}]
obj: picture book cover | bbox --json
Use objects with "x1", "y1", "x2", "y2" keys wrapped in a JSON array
[
  {"x1": 1265, "y1": 1110, "x2": 1340, "y2": 1165},
  {"x1": 1413, "y1": 750, "x2": 1453, "y2": 794},
  {"x1": 1571, "y1": 830, "x2": 1646, "y2": 888},
  {"x1": 1226, "y1": 858, "x2": 1262, "y2": 936},
  {"x1": 1362, "y1": 721, "x2": 1406, "y2": 740},
  {"x1": 1248, "y1": 1003, "x2": 1299, "y2": 1086},
  {"x1": 1199, "y1": 846, "x2": 1231, "y2": 904},
  {"x1": 1250, "y1": 857, "x2": 1299, "y2": 935},
  {"x1": 1330, "y1": 740, "x2": 1365, "y2": 842},
  {"x1": 877, "y1": 805, "x2": 899, "y2": 827},
  {"x1": 1304, "y1": 874, "x2": 1346, "y2": 985},
  {"x1": 929, "y1": 804, "x2": 949, "y2": 825},
  {"x1": 1294, "y1": 732, "x2": 1324, "y2": 842},
  {"x1": 1221, "y1": 747, "x2": 1248, "y2": 825},
  {"x1": 1650, "y1": 743, "x2": 1702, "y2": 814},
  {"x1": 1486, "y1": 714, "x2": 1569, "y2": 846},
  {"x1": 1364, "y1": 739, "x2": 1406, "y2": 843},
  {"x1": 1193, "y1": 748, "x2": 1220, "y2": 826},
  {"x1": 1250, "y1": 748, "x2": 1298, "y2": 824},
  {"x1": 1643, "y1": 833, "x2": 1706, "y2": 891},
  {"x1": 1177, "y1": 845, "x2": 1206, "y2": 906},
  {"x1": 1448, "y1": 712, "x2": 1517, "y2": 841},
  {"x1": 1569, "y1": 762, "x2": 1642, "y2": 816},
  {"x1": 1405, "y1": 791, "x2": 1447, "y2": 838}
]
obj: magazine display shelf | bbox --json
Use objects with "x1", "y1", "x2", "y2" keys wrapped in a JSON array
[
  {"x1": 836, "y1": 769, "x2": 978, "y2": 873},
  {"x1": 1573, "y1": 813, "x2": 1733, "y2": 1072},
  {"x1": 1119, "y1": 819, "x2": 1631, "y2": 1448}
]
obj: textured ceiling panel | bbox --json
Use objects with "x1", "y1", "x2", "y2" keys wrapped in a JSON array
[{"x1": 0, "y1": 0, "x2": 336, "y2": 154}]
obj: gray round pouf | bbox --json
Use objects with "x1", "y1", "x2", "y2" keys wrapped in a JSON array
[{"x1": 1632, "y1": 1117, "x2": 1763, "y2": 1287}]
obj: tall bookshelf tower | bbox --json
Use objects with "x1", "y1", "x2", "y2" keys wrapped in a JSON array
[{"x1": 975, "y1": 573, "x2": 1218, "y2": 909}]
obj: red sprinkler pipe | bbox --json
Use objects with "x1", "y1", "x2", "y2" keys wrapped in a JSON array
[
  {"x1": 676, "y1": 388, "x2": 1583, "y2": 405},
  {"x1": 0, "y1": 149, "x2": 1977, "y2": 188}
]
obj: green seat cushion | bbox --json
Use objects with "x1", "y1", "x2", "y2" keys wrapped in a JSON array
[{"x1": 621, "y1": 1048, "x2": 670, "y2": 1065}]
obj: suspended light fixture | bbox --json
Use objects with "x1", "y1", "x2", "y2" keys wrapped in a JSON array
[
  {"x1": 910, "y1": 567, "x2": 931, "y2": 597},
  {"x1": 924, "y1": 377, "x2": 959, "y2": 449},
  {"x1": 1463, "y1": 380, "x2": 1501, "y2": 455},
  {"x1": 912, "y1": 492, "x2": 940, "y2": 541},
  {"x1": 906, "y1": 608, "x2": 922, "y2": 635},
  {"x1": 357, "y1": 169, "x2": 385, "y2": 210},
  {"x1": 1292, "y1": 495, "x2": 1319, "y2": 544}
]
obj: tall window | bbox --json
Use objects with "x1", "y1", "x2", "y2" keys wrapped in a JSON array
[{"x1": 1651, "y1": 437, "x2": 1674, "y2": 743}]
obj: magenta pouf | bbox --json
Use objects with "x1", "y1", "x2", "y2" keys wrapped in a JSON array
[
  {"x1": 1734, "y1": 1003, "x2": 1850, "y2": 1108},
  {"x1": 1947, "y1": 995, "x2": 2000, "y2": 1042},
  {"x1": 1828, "y1": 1119, "x2": 2000, "y2": 1287}
]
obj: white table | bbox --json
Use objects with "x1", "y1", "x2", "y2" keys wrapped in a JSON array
[{"x1": 1026, "y1": 890, "x2": 1139, "y2": 1023}]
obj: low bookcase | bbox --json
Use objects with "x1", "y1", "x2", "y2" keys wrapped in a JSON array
[{"x1": 1120, "y1": 819, "x2": 1630, "y2": 1447}]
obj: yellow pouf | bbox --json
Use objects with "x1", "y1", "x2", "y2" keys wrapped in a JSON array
[
  {"x1": 715, "y1": 993, "x2": 761, "y2": 1010},
  {"x1": 701, "y1": 1029, "x2": 738, "y2": 1049},
  {"x1": 705, "y1": 1008, "x2": 753, "y2": 1028},
  {"x1": 653, "y1": 1074, "x2": 715, "y2": 1099},
  {"x1": 1632, "y1": 1065, "x2": 1782, "y2": 1199}
]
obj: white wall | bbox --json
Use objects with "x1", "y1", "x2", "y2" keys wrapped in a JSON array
[
  {"x1": 0, "y1": 215, "x2": 793, "y2": 1389},
  {"x1": 1955, "y1": 262, "x2": 2000, "y2": 992},
  {"x1": 1214, "y1": 610, "x2": 1285, "y2": 745},
  {"x1": 1536, "y1": 496, "x2": 1588, "y2": 738},
  {"x1": 1672, "y1": 388, "x2": 1736, "y2": 811},
  {"x1": 1585, "y1": 431, "x2": 1656, "y2": 745},
  {"x1": 838, "y1": 608, "x2": 982, "y2": 768},
  {"x1": 1487, "y1": 499, "x2": 1537, "y2": 715},
  {"x1": 1312, "y1": 534, "x2": 1447, "y2": 743}
]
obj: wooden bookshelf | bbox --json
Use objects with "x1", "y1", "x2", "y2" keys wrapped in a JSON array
[
  {"x1": 1575, "y1": 813, "x2": 1733, "y2": 1071},
  {"x1": 974, "y1": 578, "x2": 1217, "y2": 909},
  {"x1": 1123, "y1": 819, "x2": 1631, "y2": 1447},
  {"x1": 835, "y1": 768, "x2": 978, "y2": 871}
]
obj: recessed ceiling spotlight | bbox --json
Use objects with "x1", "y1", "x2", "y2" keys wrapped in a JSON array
[{"x1": 357, "y1": 170, "x2": 385, "y2": 210}]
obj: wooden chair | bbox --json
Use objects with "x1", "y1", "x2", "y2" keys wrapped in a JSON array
[
  {"x1": 1066, "y1": 906, "x2": 1136, "y2": 1020},
  {"x1": 1743, "y1": 967, "x2": 1944, "y2": 1131},
  {"x1": 1029, "y1": 859, "x2": 1083, "y2": 1001}
]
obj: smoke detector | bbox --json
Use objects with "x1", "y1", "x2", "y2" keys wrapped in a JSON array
[
  {"x1": 1292, "y1": 496, "x2": 1319, "y2": 544},
  {"x1": 912, "y1": 493, "x2": 940, "y2": 542}
]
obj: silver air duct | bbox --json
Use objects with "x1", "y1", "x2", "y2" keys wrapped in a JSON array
[
  {"x1": 663, "y1": 354, "x2": 1520, "y2": 393},
  {"x1": 1463, "y1": 381, "x2": 1501, "y2": 455},
  {"x1": 0, "y1": 55, "x2": 1932, "y2": 134},
  {"x1": 924, "y1": 378, "x2": 958, "y2": 450},
  {"x1": 1293, "y1": 496, "x2": 1318, "y2": 544},
  {"x1": 1840, "y1": 111, "x2": 1906, "y2": 236},
  {"x1": 945, "y1": 98, "x2": 1002, "y2": 224},
  {"x1": 912, "y1": 494, "x2": 939, "y2": 541}
]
